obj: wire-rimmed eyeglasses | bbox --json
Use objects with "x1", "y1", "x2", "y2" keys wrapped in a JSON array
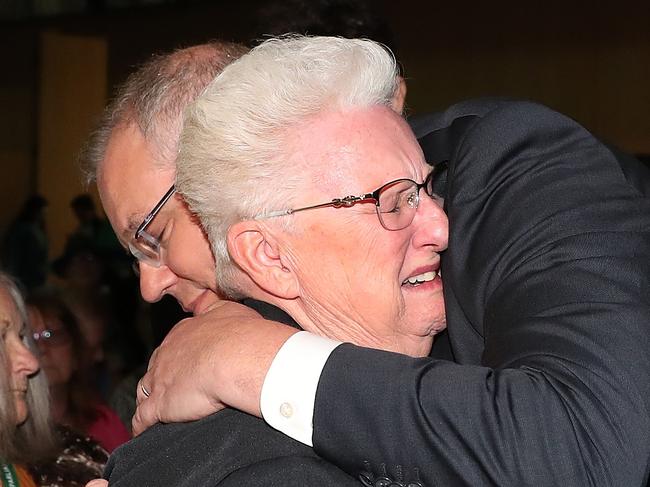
[
  {"x1": 127, "y1": 185, "x2": 176, "y2": 270},
  {"x1": 255, "y1": 166, "x2": 444, "y2": 231}
]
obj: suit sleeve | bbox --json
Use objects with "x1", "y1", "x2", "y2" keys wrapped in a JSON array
[{"x1": 312, "y1": 102, "x2": 650, "y2": 487}]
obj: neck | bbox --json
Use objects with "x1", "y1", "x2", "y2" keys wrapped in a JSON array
[{"x1": 247, "y1": 289, "x2": 433, "y2": 357}]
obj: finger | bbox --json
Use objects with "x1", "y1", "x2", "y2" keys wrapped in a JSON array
[
  {"x1": 146, "y1": 347, "x2": 159, "y2": 372},
  {"x1": 132, "y1": 390, "x2": 158, "y2": 436},
  {"x1": 85, "y1": 480, "x2": 108, "y2": 487},
  {"x1": 135, "y1": 378, "x2": 149, "y2": 406},
  {"x1": 132, "y1": 402, "x2": 145, "y2": 436}
]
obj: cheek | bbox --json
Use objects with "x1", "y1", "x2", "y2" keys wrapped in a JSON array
[
  {"x1": 362, "y1": 231, "x2": 414, "y2": 319},
  {"x1": 330, "y1": 226, "x2": 406, "y2": 312},
  {"x1": 168, "y1": 219, "x2": 216, "y2": 283},
  {"x1": 295, "y1": 219, "x2": 382, "y2": 279},
  {"x1": 48, "y1": 347, "x2": 75, "y2": 378},
  {"x1": 368, "y1": 229, "x2": 411, "y2": 285}
]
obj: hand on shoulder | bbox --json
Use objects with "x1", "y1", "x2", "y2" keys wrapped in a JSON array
[{"x1": 133, "y1": 300, "x2": 299, "y2": 435}]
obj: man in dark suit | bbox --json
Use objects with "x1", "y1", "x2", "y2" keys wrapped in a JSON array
[
  {"x1": 311, "y1": 98, "x2": 650, "y2": 485},
  {"x1": 134, "y1": 73, "x2": 650, "y2": 487}
]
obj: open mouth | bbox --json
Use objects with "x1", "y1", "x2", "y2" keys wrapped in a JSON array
[{"x1": 402, "y1": 270, "x2": 439, "y2": 287}]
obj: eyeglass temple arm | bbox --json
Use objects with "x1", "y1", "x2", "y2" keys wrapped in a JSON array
[
  {"x1": 259, "y1": 192, "x2": 377, "y2": 219},
  {"x1": 135, "y1": 186, "x2": 177, "y2": 237}
]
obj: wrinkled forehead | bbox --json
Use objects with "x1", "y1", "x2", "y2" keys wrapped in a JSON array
[
  {"x1": 97, "y1": 124, "x2": 176, "y2": 242},
  {"x1": 290, "y1": 106, "x2": 426, "y2": 193}
]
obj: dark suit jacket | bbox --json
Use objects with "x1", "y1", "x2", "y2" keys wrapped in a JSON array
[
  {"x1": 313, "y1": 100, "x2": 650, "y2": 486},
  {"x1": 104, "y1": 300, "x2": 360, "y2": 486}
]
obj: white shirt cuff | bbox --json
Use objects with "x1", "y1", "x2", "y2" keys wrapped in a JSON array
[{"x1": 260, "y1": 331, "x2": 341, "y2": 446}]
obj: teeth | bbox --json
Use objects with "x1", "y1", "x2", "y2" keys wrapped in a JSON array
[{"x1": 402, "y1": 270, "x2": 437, "y2": 286}]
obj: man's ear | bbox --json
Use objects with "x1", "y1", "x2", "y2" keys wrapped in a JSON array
[
  {"x1": 391, "y1": 76, "x2": 408, "y2": 114},
  {"x1": 227, "y1": 221, "x2": 299, "y2": 299}
]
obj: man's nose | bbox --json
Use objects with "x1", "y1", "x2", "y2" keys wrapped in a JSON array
[
  {"x1": 138, "y1": 262, "x2": 177, "y2": 303},
  {"x1": 412, "y1": 193, "x2": 448, "y2": 251}
]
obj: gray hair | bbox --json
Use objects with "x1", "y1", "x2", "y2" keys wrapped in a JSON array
[
  {"x1": 80, "y1": 41, "x2": 250, "y2": 184},
  {"x1": 176, "y1": 35, "x2": 399, "y2": 297},
  {"x1": 0, "y1": 272, "x2": 56, "y2": 464}
]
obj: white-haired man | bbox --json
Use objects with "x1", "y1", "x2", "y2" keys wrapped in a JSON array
[
  {"x1": 130, "y1": 36, "x2": 650, "y2": 487},
  {"x1": 87, "y1": 41, "x2": 364, "y2": 486},
  {"x1": 85, "y1": 36, "x2": 650, "y2": 486}
]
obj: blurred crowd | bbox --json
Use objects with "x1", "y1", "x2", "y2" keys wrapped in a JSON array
[
  {"x1": 1, "y1": 192, "x2": 151, "y2": 386},
  {"x1": 1, "y1": 194, "x2": 144, "y2": 476}
]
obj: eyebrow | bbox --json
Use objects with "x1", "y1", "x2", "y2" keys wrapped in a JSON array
[
  {"x1": 125, "y1": 213, "x2": 145, "y2": 237},
  {"x1": 113, "y1": 218, "x2": 140, "y2": 252}
]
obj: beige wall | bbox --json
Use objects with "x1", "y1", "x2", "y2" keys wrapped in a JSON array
[
  {"x1": 0, "y1": 150, "x2": 33, "y2": 239},
  {"x1": 402, "y1": 42, "x2": 650, "y2": 153},
  {"x1": 0, "y1": 28, "x2": 37, "y2": 242},
  {"x1": 37, "y1": 31, "x2": 107, "y2": 258},
  {"x1": 390, "y1": 3, "x2": 650, "y2": 154}
]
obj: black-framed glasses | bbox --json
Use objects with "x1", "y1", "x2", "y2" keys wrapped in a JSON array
[
  {"x1": 32, "y1": 329, "x2": 70, "y2": 347},
  {"x1": 255, "y1": 166, "x2": 443, "y2": 231},
  {"x1": 128, "y1": 185, "x2": 176, "y2": 269}
]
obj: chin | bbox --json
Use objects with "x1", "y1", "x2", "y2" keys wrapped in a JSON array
[
  {"x1": 14, "y1": 402, "x2": 29, "y2": 426},
  {"x1": 404, "y1": 296, "x2": 445, "y2": 329}
]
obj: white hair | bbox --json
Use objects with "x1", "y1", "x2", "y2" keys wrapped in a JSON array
[
  {"x1": 176, "y1": 35, "x2": 399, "y2": 297},
  {"x1": 0, "y1": 272, "x2": 56, "y2": 463}
]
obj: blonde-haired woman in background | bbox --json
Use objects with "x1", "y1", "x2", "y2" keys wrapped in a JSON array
[
  {"x1": 0, "y1": 272, "x2": 55, "y2": 486},
  {"x1": 0, "y1": 272, "x2": 108, "y2": 487}
]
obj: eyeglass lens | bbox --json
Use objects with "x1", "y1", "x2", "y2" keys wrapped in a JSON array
[
  {"x1": 129, "y1": 231, "x2": 161, "y2": 261},
  {"x1": 129, "y1": 185, "x2": 176, "y2": 270},
  {"x1": 377, "y1": 180, "x2": 420, "y2": 230},
  {"x1": 32, "y1": 329, "x2": 69, "y2": 346}
]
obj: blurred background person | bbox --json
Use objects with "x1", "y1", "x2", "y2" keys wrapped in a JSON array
[
  {"x1": 56, "y1": 195, "x2": 143, "y2": 390},
  {"x1": 52, "y1": 242, "x2": 115, "y2": 396},
  {"x1": 67, "y1": 195, "x2": 119, "y2": 258},
  {"x1": 0, "y1": 271, "x2": 108, "y2": 486},
  {"x1": 26, "y1": 290, "x2": 130, "y2": 453},
  {"x1": 65, "y1": 194, "x2": 137, "y2": 342},
  {"x1": 53, "y1": 237, "x2": 146, "y2": 401},
  {"x1": 0, "y1": 272, "x2": 51, "y2": 486},
  {"x1": 1, "y1": 196, "x2": 49, "y2": 292}
]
